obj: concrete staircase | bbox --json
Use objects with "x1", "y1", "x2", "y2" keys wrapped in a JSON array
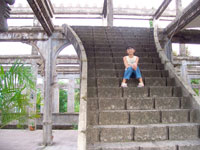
[{"x1": 72, "y1": 26, "x2": 200, "y2": 150}]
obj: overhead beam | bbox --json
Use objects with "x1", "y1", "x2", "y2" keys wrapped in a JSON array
[
  {"x1": 10, "y1": 7, "x2": 176, "y2": 17},
  {"x1": 164, "y1": 0, "x2": 200, "y2": 37},
  {"x1": 172, "y1": 29, "x2": 200, "y2": 44},
  {"x1": 153, "y1": 0, "x2": 172, "y2": 20},
  {"x1": 0, "y1": 26, "x2": 64, "y2": 41},
  {"x1": 27, "y1": 0, "x2": 54, "y2": 36},
  {"x1": 102, "y1": 0, "x2": 107, "y2": 18}
]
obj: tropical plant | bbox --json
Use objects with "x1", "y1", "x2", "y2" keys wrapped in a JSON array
[
  {"x1": 59, "y1": 89, "x2": 68, "y2": 112},
  {"x1": 0, "y1": 61, "x2": 37, "y2": 128}
]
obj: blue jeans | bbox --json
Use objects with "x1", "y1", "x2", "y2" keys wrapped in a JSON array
[{"x1": 123, "y1": 66, "x2": 142, "y2": 80}]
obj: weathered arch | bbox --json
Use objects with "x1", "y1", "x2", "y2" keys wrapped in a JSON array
[{"x1": 61, "y1": 24, "x2": 87, "y2": 150}]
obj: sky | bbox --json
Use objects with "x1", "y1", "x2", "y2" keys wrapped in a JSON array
[{"x1": 0, "y1": 0, "x2": 199, "y2": 56}]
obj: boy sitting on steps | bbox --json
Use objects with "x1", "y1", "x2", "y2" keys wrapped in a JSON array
[{"x1": 121, "y1": 47, "x2": 144, "y2": 88}]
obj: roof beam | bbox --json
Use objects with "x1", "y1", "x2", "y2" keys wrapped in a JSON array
[
  {"x1": 164, "y1": 0, "x2": 200, "y2": 37},
  {"x1": 27, "y1": 0, "x2": 54, "y2": 36},
  {"x1": 153, "y1": 0, "x2": 172, "y2": 20},
  {"x1": 172, "y1": 29, "x2": 200, "y2": 44},
  {"x1": 102, "y1": 0, "x2": 107, "y2": 18}
]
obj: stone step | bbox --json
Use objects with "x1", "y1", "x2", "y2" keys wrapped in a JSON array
[
  {"x1": 88, "y1": 97, "x2": 191, "y2": 111},
  {"x1": 87, "y1": 123, "x2": 200, "y2": 143},
  {"x1": 88, "y1": 57, "x2": 161, "y2": 63},
  {"x1": 89, "y1": 77, "x2": 175, "y2": 87},
  {"x1": 87, "y1": 52, "x2": 159, "y2": 58},
  {"x1": 88, "y1": 140, "x2": 200, "y2": 150},
  {"x1": 88, "y1": 63, "x2": 164, "y2": 70},
  {"x1": 98, "y1": 109, "x2": 191, "y2": 125},
  {"x1": 87, "y1": 86, "x2": 182, "y2": 98},
  {"x1": 91, "y1": 69, "x2": 169, "y2": 78}
]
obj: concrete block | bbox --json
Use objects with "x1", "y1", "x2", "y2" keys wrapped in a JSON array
[
  {"x1": 87, "y1": 128, "x2": 99, "y2": 144},
  {"x1": 96, "y1": 63, "x2": 114, "y2": 69},
  {"x1": 134, "y1": 126, "x2": 167, "y2": 141},
  {"x1": 179, "y1": 145, "x2": 200, "y2": 150},
  {"x1": 95, "y1": 57, "x2": 113, "y2": 63},
  {"x1": 126, "y1": 78, "x2": 139, "y2": 87},
  {"x1": 145, "y1": 78, "x2": 166, "y2": 86},
  {"x1": 152, "y1": 58, "x2": 161, "y2": 63},
  {"x1": 127, "y1": 98, "x2": 154, "y2": 110},
  {"x1": 99, "y1": 111, "x2": 129, "y2": 125},
  {"x1": 88, "y1": 87, "x2": 97, "y2": 98},
  {"x1": 98, "y1": 88, "x2": 122, "y2": 98},
  {"x1": 181, "y1": 97, "x2": 192, "y2": 109},
  {"x1": 87, "y1": 98, "x2": 98, "y2": 111},
  {"x1": 130, "y1": 111, "x2": 160, "y2": 124},
  {"x1": 139, "y1": 64, "x2": 157, "y2": 70},
  {"x1": 169, "y1": 125, "x2": 199, "y2": 140},
  {"x1": 97, "y1": 70, "x2": 116, "y2": 77},
  {"x1": 87, "y1": 111, "x2": 98, "y2": 125},
  {"x1": 161, "y1": 71, "x2": 169, "y2": 77},
  {"x1": 97, "y1": 78, "x2": 119, "y2": 87},
  {"x1": 115, "y1": 64, "x2": 125, "y2": 69},
  {"x1": 95, "y1": 52, "x2": 112, "y2": 57},
  {"x1": 148, "y1": 52, "x2": 159, "y2": 57},
  {"x1": 140, "y1": 146, "x2": 176, "y2": 150},
  {"x1": 99, "y1": 98, "x2": 125, "y2": 110},
  {"x1": 161, "y1": 110, "x2": 189, "y2": 123},
  {"x1": 88, "y1": 70, "x2": 95, "y2": 77},
  {"x1": 88, "y1": 78, "x2": 96, "y2": 87},
  {"x1": 155, "y1": 97, "x2": 180, "y2": 109},
  {"x1": 150, "y1": 87, "x2": 172, "y2": 97},
  {"x1": 123, "y1": 87, "x2": 149, "y2": 98},
  {"x1": 166, "y1": 78, "x2": 175, "y2": 86},
  {"x1": 173, "y1": 87, "x2": 182, "y2": 97},
  {"x1": 141, "y1": 70, "x2": 162, "y2": 77},
  {"x1": 100, "y1": 128, "x2": 133, "y2": 142},
  {"x1": 156, "y1": 64, "x2": 164, "y2": 70}
]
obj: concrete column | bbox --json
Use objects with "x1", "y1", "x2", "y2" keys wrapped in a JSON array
[
  {"x1": 67, "y1": 77, "x2": 75, "y2": 112},
  {"x1": 107, "y1": 0, "x2": 113, "y2": 26},
  {"x1": 176, "y1": 0, "x2": 182, "y2": 17},
  {"x1": 43, "y1": 37, "x2": 54, "y2": 146},
  {"x1": 179, "y1": 44, "x2": 187, "y2": 56},
  {"x1": 28, "y1": 61, "x2": 38, "y2": 129},
  {"x1": 176, "y1": 0, "x2": 186, "y2": 56},
  {"x1": 52, "y1": 74, "x2": 59, "y2": 113},
  {"x1": 181, "y1": 60, "x2": 188, "y2": 83}
]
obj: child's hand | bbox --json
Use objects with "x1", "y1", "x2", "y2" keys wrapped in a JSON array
[{"x1": 132, "y1": 63, "x2": 137, "y2": 70}]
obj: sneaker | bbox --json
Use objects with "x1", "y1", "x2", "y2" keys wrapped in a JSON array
[
  {"x1": 137, "y1": 82, "x2": 144, "y2": 88},
  {"x1": 121, "y1": 83, "x2": 128, "y2": 88}
]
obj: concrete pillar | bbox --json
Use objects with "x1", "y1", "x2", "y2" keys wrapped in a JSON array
[
  {"x1": 52, "y1": 74, "x2": 59, "y2": 113},
  {"x1": 164, "y1": 38, "x2": 173, "y2": 61},
  {"x1": 176, "y1": 0, "x2": 186, "y2": 56},
  {"x1": 176, "y1": 0, "x2": 182, "y2": 17},
  {"x1": 181, "y1": 60, "x2": 188, "y2": 83},
  {"x1": 107, "y1": 0, "x2": 113, "y2": 26},
  {"x1": 43, "y1": 37, "x2": 54, "y2": 146},
  {"x1": 67, "y1": 77, "x2": 75, "y2": 112},
  {"x1": 179, "y1": 44, "x2": 187, "y2": 56},
  {"x1": 28, "y1": 61, "x2": 38, "y2": 129}
]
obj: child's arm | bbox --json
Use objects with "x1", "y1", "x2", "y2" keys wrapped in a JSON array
[
  {"x1": 123, "y1": 56, "x2": 129, "y2": 69},
  {"x1": 132, "y1": 56, "x2": 139, "y2": 70}
]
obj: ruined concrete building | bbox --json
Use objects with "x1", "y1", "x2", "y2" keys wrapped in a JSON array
[{"x1": 1, "y1": 0, "x2": 200, "y2": 150}]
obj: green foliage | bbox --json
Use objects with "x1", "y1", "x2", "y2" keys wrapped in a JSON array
[
  {"x1": 59, "y1": 89, "x2": 68, "y2": 112},
  {"x1": 72, "y1": 123, "x2": 78, "y2": 130},
  {"x1": 0, "y1": 61, "x2": 36, "y2": 128},
  {"x1": 36, "y1": 89, "x2": 43, "y2": 113},
  {"x1": 149, "y1": 20, "x2": 153, "y2": 28},
  {"x1": 191, "y1": 79, "x2": 200, "y2": 84},
  {"x1": 74, "y1": 89, "x2": 80, "y2": 112},
  {"x1": 193, "y1": 88, "x2": 199, "y2": 96}
]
